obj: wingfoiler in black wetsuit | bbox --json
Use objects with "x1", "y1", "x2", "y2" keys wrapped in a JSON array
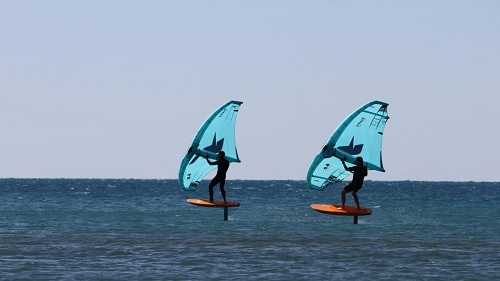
[
  {"x1": 344, "y1": 165, "x2": 368, "y2": 193},
  {"x1": 341, "y1": 158, "x2": 367, "y2": 210},
  {"x1": 206, "y1": 157, "x2": 230, "y2": 202}
]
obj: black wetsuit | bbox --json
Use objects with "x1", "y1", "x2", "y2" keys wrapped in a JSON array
[
  {"x1": 344, "y1": 165, "x2": 368, "y2": 193},
  {"x1": 206, "y1": 158, "x2": 230, "y2": 202}
]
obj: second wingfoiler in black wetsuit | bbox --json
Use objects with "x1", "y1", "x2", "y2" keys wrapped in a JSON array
[
  {"x1": 206, "y1": 153, "x2": 230, "y2": 203},
  {"x1": 341, "y1": 157, "x2": 368, "y2": 210}
]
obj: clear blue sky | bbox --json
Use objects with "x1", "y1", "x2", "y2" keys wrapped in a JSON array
[{"x1": 1, "y1": 1, "x2": 499, "y2": 181}]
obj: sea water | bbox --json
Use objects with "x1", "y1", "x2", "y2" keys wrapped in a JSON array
[{"x1": 0, "y1": 179, "x2": 498, "y2": 280}]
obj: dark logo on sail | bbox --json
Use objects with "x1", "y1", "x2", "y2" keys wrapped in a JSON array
[
  {"x1": 338, "y1": 137, "x2": 363, "y2": 155},
  {"x1": 204, "y1": 133, "x2": 225, "y2": 154},
  {"x1": 189, "y1": 133, "x2": 225, "y2": 164}
]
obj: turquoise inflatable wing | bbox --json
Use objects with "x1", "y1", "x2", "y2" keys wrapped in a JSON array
[
  {"x1": 179, "y1": 101, "x2": 243, "y2": 191},
  {"x1": 307, "y1": 101, "x2": 389, "y2": 191}
]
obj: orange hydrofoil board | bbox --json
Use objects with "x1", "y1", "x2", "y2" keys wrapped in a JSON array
[
  {"x1": 187, "y1": 199, "x2": 240, "y2": 208},
  {"x1": 311, "y1": 204, "x2": 372, "y2": 216}
]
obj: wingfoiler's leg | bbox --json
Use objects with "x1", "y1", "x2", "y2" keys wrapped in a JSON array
[
  {"x1": 340, "y1": 189, "x2": 347, "y2": 210},
  {"x1": 208, "y1": 187, "x2": 214, "y2": 202},
  {"x1": 352, "y1": 191, "x2": 360, "y2": 210},
  {"x1": 219, "y1": 178, "x2": 227, "y2": 203},
  {"x1": 208, "y1": 177, "x2": 220, "y2": 202}
]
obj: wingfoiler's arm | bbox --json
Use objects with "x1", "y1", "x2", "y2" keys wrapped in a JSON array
[
  {"x1": 341, "y1": 160, "x2": 350, "y2": 171},
  {"x1": 206, "y1": 158, "x2": 217, "y2": 165}
]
